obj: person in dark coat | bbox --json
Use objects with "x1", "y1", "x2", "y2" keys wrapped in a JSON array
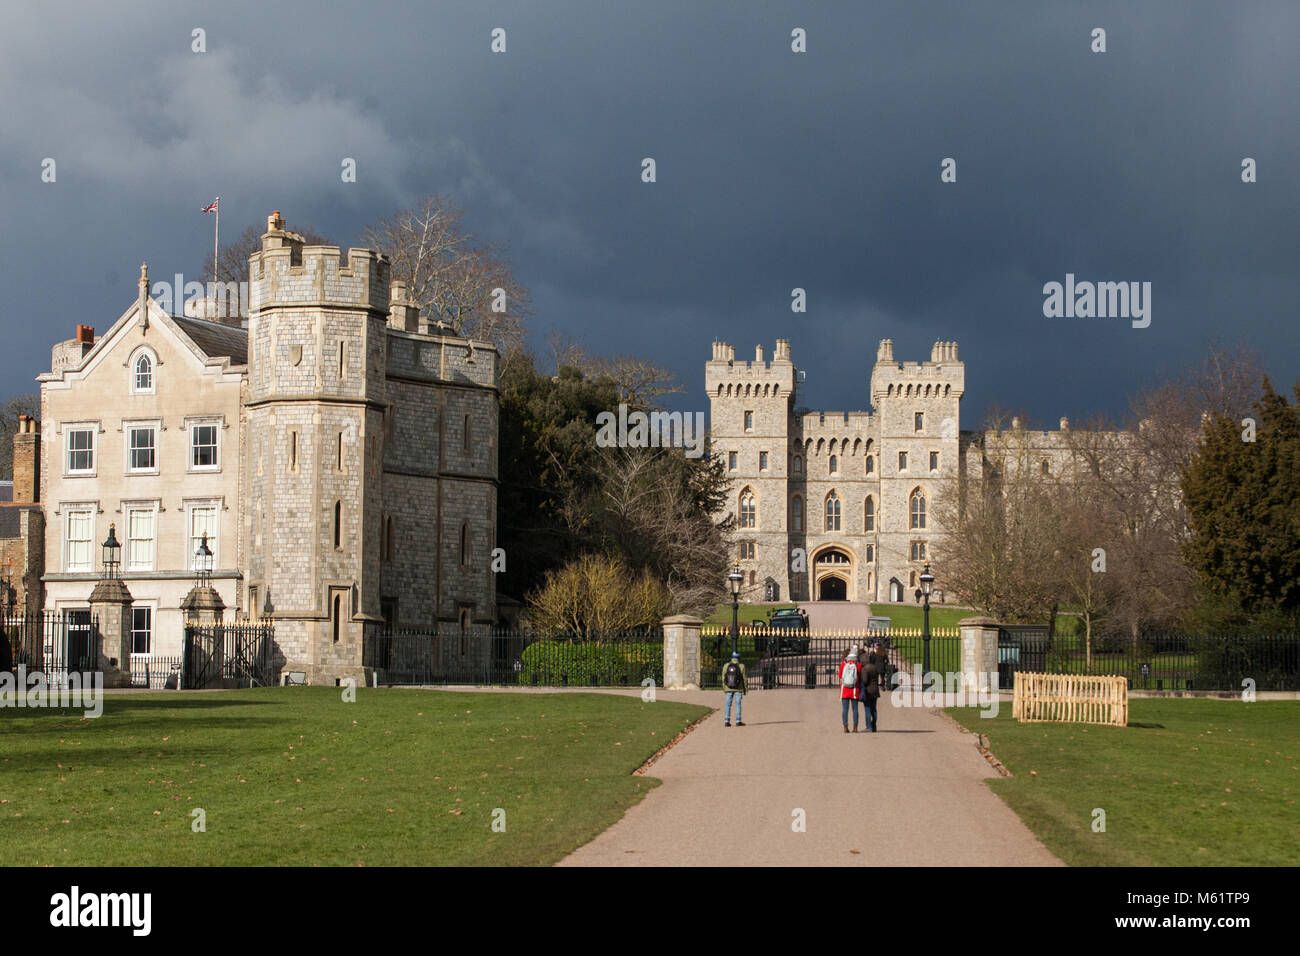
[{"x1": 862, "y1": 651, "x2": 882, "y2": 732}]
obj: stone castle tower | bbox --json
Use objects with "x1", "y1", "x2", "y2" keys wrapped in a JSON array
[
  {"x1": 707, "y1": 338, "x2": 965, "y2": 606},
  {"x1": 245, "y1": 212, "x2": 390, "y2": 683}
]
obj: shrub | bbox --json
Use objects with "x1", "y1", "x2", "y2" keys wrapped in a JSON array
[{"x1": 517, "y1": 639, "x2": 663, "y2": 687}]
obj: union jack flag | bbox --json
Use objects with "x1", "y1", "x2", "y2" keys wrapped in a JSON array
[{"x1": 202, "y1": 198, "x2": 219, "y2": 213}]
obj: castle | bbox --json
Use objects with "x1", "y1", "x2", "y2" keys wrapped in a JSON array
[
  {"x1": 37, "y1": 212, "x2": 499, "y2": 683},
  {"x1": 707, "y1": 338, "x2": 1086, "y2": 606}
]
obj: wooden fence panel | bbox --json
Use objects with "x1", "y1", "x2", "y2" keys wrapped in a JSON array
[{"x1": 1013, "y1": 672, "x2": 1128, "y2": 727}]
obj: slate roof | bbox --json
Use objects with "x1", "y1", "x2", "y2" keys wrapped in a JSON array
[
  {"x1": 172, "y1": 316, "x2": 249, "y2": 365},
  {"x1": 0, "y1": 505, "x2": 36, "y2": 539}
]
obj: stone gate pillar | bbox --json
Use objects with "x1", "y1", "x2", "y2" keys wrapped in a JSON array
[
  {"x1": 662, "y1": 615, "x2": 702, "y2": 691},
  {"x1": 89, "y1": 577, "x2": 134, "y2": 688},
  {"x1": 960, "y1": 616, "x2": 1000, "y2": 696}
]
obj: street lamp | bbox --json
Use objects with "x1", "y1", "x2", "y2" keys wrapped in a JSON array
[
  {"x1": 193, "y1": 532, "x2": 213, "y2": 589},
  {"x1": 102, "y1": 524, "x2": 122, "y2": 580},
  {"x1": 919, "y1": 561, "x2": 935, "y2": 690},
  {"x1": 728, "y1": 563, "x2": 744, "y2": 657}
]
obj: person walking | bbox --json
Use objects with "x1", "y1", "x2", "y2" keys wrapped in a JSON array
[
  {"x1": 837, "y1": 646, "x2": 862, "y2": 733},
  {"x1": 862, "y1": 650, "x2": 881, "y2": 732},
  {"x1": 721, "y1": 651, "x2": 747, "y2": 727}
]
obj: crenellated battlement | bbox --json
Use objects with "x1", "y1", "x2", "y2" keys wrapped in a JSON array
[
  {"x1": 797, "y1": 410, "x2": 873, "y2": 433},
  {"x1": 706, "y1": 339, "x2": 798, "y2": 398},
  {"x1": 870, "y1": 339, "x2": 965, "y2": 403},
  {"x1": 249, "y1": 211, "x2": 391, "y2": 316}
]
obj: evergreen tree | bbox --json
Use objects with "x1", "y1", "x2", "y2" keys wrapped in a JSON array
[{"x1": 1182, "y1": 378, "x2": 1300, "y2": 627}]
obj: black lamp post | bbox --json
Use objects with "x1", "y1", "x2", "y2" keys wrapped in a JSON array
[
  {"x1": 102, "y1": 524, "x2": 122, "y2": 579},
  {"x1": 728, "y1": 563, "x2": 744, "y2": 657},
  {"x1": 919, "y1": 561, "x2": 935, "y2": 689},
  {"x1": 193, "y1": 532, "x2": 214, "y2": 589}
]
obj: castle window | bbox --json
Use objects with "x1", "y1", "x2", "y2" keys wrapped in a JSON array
[
  {"x1": 189, "y1": 505, "x2": 217, "y2": 570},
  {"x1": 289, "y1": 430, "x2": 299, "y2": 472},
  {"x1": 460, "y1": 523, "x2": 471, "y2": 566},
  {"x1": 1042, "y1": 459, "x2": 1051, "y2": 476},
  {"x1": 728, "y1": 451, "x2": 738, "y2": 471},
  {"x1": 760, "y1": 451, "x2": 769, "y2": 471},
  {"x1": 825, "y1": 492, "x2": 840, "y2": 532},
  {"x1": 338, "y1": 340, "x2": 346, "y2": 379},
  {"x1": 739, "y1": 540, "x2": 755, "y2": 560},
  {"x1": 865, "y1": 455, "x2": 874, "y2": 476},
  {"x1": 337, "y1": 432, "x2": 345, "y2": 473},
  {"x1": 126, "y1": 424, "x2": 158, "y2": 473},
  {"x1": 915, "y1": 412, "x2": 923, "y2": 431},
  {"x1": 464, "y1": 414, "x2": 472, "y2": 453},
  {"x1": 744, "y1": 411, "x2": 754, "y2": 431},
  {"x1": 190, "y1": 423, "x2": 220, "y2": 471},
  {"x1": 898, "y1": 451, "x2": 908, "y2": 471},
  {"x1": 66, "y1": 427, "x2": 95, "y2": 474},
  {"x1": 929, "y1": 451, "x2": 939, "y2": 471},
  {"x1": 332, "y1": 590, "x2": 344, "y2": 643},
  {"x1": 125, "y1": 506, "x2": 156, "y2": 572},
  {"x1": 131, "y1": 606, "x2": 153, "y2": 656},
  {"x1": 65, "y1": 509, "x2": 94, "y2": 572},
  {"x1": 829, "y1": 455, "x2": 838, "y2": 475},
  {"x1": 911, "y1": 541, "x2": 927, "y2": 561},
  {"x1": 385, "y1": 515, "x2": 396, "y2": 562},
  {"x1": 793, "y1": 455, "x2": 802, "y2": 475},
  {"x1": 865, "y1": 496, "x2": 875, "y2": 533},
  {"x1": 739, "y1": 490, "x2": 756, "y2": 529},
  {"x1": 134, "y1": 353, "x2": 154, "y2": 393},
  {"x1": 334, "y1": 501, "x2": 343, "y2": 550},
  {"x1": 910, "y1": 490, "x2": 927, "y2": 530},
  {"x1": 791, "y1": 495, "x2": 803, "y2": 532},
  {"x1": 866, "y1": 545, "x2": 875, "y2": 563}
]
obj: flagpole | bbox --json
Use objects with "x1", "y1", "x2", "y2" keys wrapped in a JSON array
[{"x1": 212, "y1": 196, "x2": 220, "y2": 287}]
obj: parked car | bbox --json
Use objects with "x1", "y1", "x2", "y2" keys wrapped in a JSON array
[{"x1": 767, "y1": 607, "x2": 810, "y2": 655}]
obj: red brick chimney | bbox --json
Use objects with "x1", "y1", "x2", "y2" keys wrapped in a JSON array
[
  {"x1": 12, "y1": 414, "x2": 39, "y2": 504},
  {"x1": 76, "y1": 325, "x2": 95, "y2": 344}
]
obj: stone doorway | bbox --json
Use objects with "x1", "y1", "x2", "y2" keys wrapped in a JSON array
[{"x1": 818, "y1": 576, "x2": 847, "y2": 600}]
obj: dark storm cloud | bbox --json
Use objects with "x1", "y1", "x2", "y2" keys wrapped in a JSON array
[{"x1": 1, "y1": 1, "x2": 1295, "y2": 428}]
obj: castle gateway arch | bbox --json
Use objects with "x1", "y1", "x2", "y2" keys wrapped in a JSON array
[{"x1": 812, "y1": 545, "x2": 854, "y2": 601}]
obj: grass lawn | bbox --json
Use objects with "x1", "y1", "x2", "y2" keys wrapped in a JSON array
[
  {"x1": 0, "y1": 687, "x2": 708, "y2": 866},
  {"x1": 947, "y1": 699, "x2": 1300, "y2": 866}
]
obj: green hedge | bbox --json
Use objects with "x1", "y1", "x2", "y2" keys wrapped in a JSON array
[{"x1": 517, "y1": 640, "x2": 663, "y2": 687}]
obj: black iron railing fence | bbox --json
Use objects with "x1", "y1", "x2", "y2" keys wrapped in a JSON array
[
  {"x1": 2, "y1": 611, "x2": 102, "y2": 677},
  {"x1": 694, "y1": 627, "x2": 1300, "y2": 693},
  {"x1": 182, "y1": 621, "x2": 277, "y2": 689},
  {"x1": 363, "y1": 626, "x2": 664, "y2": 687}
]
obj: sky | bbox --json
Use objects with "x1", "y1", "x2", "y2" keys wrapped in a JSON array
[{"x1": 2, "y1": 1, "x2": 1296, "y2": 430}]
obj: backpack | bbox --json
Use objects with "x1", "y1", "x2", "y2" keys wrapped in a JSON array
[
  {"x1": 841, "y1": 660, "x2": 858, "y2": 687},
  {"x1": 724, "y1": 661, "x2": 742, "y2": 690}
]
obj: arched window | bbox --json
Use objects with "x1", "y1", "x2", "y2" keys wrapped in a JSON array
[
  {"x1": 825, "y1": 492, "x2": 841, "y2": 532},
  {"x1": 865, "y1": 455, "x2": 874, "y2": 476},
  {"x1": 793, "y1": 455, "x2": 803, "y2": 476},
  {"x1": 829, "y1": 455, "x2": 838, "y2": 474},
  {"x1": 332, "y1": 592, "x2": 343, "y2": 643},
  {"x1": 134, "y1": 353, "x2": 153, "y2": 392},
  {"x1": 1041, "y1": 459, "x2": 1051, "y2": 476},
  {"x1": 864, "y1": 496, "x2": 875, "y2": 532},
  {"x1": 791, "y1": 495, "x2": 803, "y2": 532},
  {"x1": 910, "y1": 489, "x2": 926, "y2": 530},
  {"x1": 866, "y1": 544, "x2": 875, "y2": 563},
  {"x1": 740, "y1": 489, "x2": 756, "y2": 528}
]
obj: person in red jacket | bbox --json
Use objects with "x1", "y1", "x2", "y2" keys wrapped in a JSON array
[{"x1": 837, "y1": 646, "x2": 863, "y2": 732}]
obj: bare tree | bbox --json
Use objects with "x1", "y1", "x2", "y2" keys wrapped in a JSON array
[{"x1": 361, "y1": 196, "x2": 532, "y2": 361}]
